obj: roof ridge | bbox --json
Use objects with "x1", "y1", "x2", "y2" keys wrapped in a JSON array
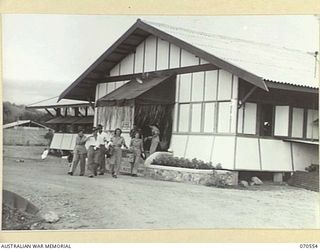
[{"x1": 143, "y1": 19, "x2": 316, "y2": 57}]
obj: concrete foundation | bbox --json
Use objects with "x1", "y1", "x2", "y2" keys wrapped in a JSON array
[{"x1": 273, "y1": 172, "x2": 283, "y2": 183}]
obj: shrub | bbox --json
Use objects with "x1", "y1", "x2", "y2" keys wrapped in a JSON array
[{"x1": 151, "y1": 155, "x2": 221, "y2": 170}]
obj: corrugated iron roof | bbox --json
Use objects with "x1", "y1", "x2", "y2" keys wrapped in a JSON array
[
  {"x1": 45, "y1": 116, "x2": 94, "y2": 124},
  {"x1": 3, "y1": 120, "x2": 50, "y2": 129},
  {"x1": 45, "y1": 117, "x2": 81, "y2": 124},
  {"x1": 27, "y1": 96, "x2": 91, "y2": 109},
  {"x1": 144, "y1": 20, "x2": 319, "y2": 89}
]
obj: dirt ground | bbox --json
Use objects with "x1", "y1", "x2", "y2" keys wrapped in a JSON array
[{"x1": 2, "y1": 145, "x2": 319, "y2": 230}]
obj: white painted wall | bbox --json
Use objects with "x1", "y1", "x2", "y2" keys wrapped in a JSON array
[
  {"x1": 181, "y1": 49, "x2": 199, "y2": 67},
  {"x1": 211, "y1": 136, "x2": 235, "y2": 169},
  {"x1": 157, "y1": 38, "x2": 169, "y2": 70},
  {"x1": 191, "y1": 72, "x2": 204, "y2": 102},
  {"x1": 144, "y1": 36, "x2": 157, "y2": 72},
  {"x1": 204, "y1": 70, "x2": 218, "y2": 101},
  {"x1": 107, "y1": 35, "x2": 201, "y2": 78},
  {"x1": 170, "y1": 134, "x2": 188, "y2": 157},
  {"x1": 170, "y1": 134, "x2": 236, "y2": 170},
  {"x1": 179, "y1": 73, "x2": 192, "y2": 102},
  {"x1": 134, "y1": 41, "x2": 145, "y2": 73},
  {"x1": 292, "y1": 142, "x2": 319, "y2": 171},
  {"x1": 185, "y1": 135, "x2": 214, "y2": 162},
  {"x1": 235, "y1": 137, "x2": 260, "y2": 170},
  {"x1": 260, "y1": 138, "x2": 292, "y2": 171},
  {"x1": 170, "y1": 133, "x2": 318, "y2": 172},
  {"x1": 218, "y1": 70, "x2": 233, "y2": 100},
  {"x1": 120, "y1": 53, "x2": 134, "y2": 75}
]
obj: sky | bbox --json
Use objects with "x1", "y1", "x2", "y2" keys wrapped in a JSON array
[{"x1": 2, "y1": 14, "x2": 319, "y2": 105}]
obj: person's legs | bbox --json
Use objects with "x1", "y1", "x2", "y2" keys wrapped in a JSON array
[
  {"x1": 69, "y1": 152, "x2": 80, "y2": 175},
  {"x1": 98, "y1": 145, "x2": 106, "y2": 174},
  {"x1": 93, "y1": 149, "x2": 100, "y2": 176},
  {"x1": 114, "y1": 148, "x2": 122, "y2": 176},
  {"x1": 79, "y1": 154, "x2": 86, "y2": 176},
  {"x1": 109, "y1": 153, "x2": 116, "y2": 176},
  {"x1": 132, "y1": 154, "x2": 139, "y2": 176},
  {"x1": 87, "y1": 147, "x2": 95, "y2": 177}
]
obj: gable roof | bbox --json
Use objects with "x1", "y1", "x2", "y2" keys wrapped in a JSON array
[
  {"x1": 59, "y1": 19, "x2": 318, "y2": 101},
  {"x1": 26, "y1": 96, "x2": 91, "y2": 109},
  {"x1": 3, "y1": 120, "x2": 50, "y2": 129}
]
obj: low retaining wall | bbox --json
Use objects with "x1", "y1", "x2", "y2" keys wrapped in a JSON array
[{"x1": 145, "y1": 164, "x2": 238, "y2": 186}]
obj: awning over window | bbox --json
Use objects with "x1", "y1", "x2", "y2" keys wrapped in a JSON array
[
  {"x1": 282, "y1": 138, "x2": 319, "y2": 145},
  {"x1": 96, "y1": 75, "x2": 175, "y2": 106}
]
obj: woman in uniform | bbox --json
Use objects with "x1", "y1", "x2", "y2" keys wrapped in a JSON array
[
  {"x1": 109, "y1": 128, "x2": 128, "y2": 178},
  {"x1": 129, "y1": 131, "x2": 144, "y2": 177}
]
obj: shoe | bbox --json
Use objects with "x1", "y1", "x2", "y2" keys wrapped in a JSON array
[
  {"x1": 89, "y1": 175, "x2": 94, "y2": 178},
  {"x1": 68, "y1": 172, "x2": 73, "y2": 176},
  {"x1": 113, "y1": 175, "x2": 117, "y2": 178},
  {"x1": 131, "y1": 174, "x2": 138, "y2": 177},
  {"x1": 79, "y1": 174, "x2": 84, "y2": 176},
  {"x1": 98, "y1": 172, "x2": 104, "y2": 175}
]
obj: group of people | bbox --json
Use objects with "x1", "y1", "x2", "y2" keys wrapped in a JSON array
[{"x1": 67, "y1": 123, "x2": 161, "y2": 178}]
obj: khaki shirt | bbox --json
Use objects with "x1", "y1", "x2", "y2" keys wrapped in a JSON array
[{"x1": 74, "y1": 135, "x2": 87, "y2": 154}]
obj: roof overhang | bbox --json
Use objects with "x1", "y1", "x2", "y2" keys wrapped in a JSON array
[
  {"x1": 266, "y1": 80, "x2": 319, "y2": 94},
  {"x1": 283, "y1": 138, "x2": 319, "y2": 145}
]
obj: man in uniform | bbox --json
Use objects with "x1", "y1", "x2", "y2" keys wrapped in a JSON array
[
  {"x1": 97, "y1": 124, "x2": 110, "y2": 175},
  {"x1": 86, "y1": 127, "x2": 100, "y2": 178}
]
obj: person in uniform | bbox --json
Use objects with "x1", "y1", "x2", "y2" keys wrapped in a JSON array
[
  {"x1": 86, "y1": 127, "x2": 100, "y2": 178},
  {"x1": 68, "y1": 128, "x2": 90, "y2": 176},
  {"x1": 129, "y1": 131, "x2": 144, "y2": 177},
  {"x1": 97, "y1": 124, "x2": 110, "y2": 175},
  {"x1": 109, "y1": 128, "x2": 128, "y2": 178}
]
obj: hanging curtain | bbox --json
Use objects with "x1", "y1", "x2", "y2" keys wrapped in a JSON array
[{"x1": 134, "y1": 104, "x2": 174, "y2": 150}]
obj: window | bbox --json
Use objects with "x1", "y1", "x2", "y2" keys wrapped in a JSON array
[
  {"x1": 217, "y1": 102, "x2": 231, "y2": 133},
  {"x1": 178, "y1": 104, "x2": 190, "y2": 132},
  {"x1": 174, "y1": 70, "x2": 235, "y2": 134},
  {"x1": 237, "y1": 102, "x2": 257, "y2": 135},
  {"x1": 191, "y1": 104, "x2": 202, "y2": 132},
  {"x1": 274, "y1": 106, "x2": 289, "y2": 136},
  {"x1": 259, "y1": 104, "x2": 273, "y2": 136},
  {"x1": 306, "y1": 109, "x2": 319, "y2": 140},
  {"x1": 291, "y1": 108, "x2": 304, "y2": 138},
  {"x1": 179, "y1": 74, "x2": 192, "y2": 102},
  {"x1": 243, "y1": 103, "x2": 257, "y2": 135},
  {"x1": 203, "y1": 103, "x2": 216, "y2": 133}
]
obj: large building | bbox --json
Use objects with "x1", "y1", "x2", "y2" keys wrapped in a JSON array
[{"x1": 58, "y1": 19, "x2": 319, "y2": 178}]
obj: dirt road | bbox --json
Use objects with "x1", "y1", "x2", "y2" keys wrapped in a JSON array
[{"x1": 2, "y1": 146, "x2": 319, "y2": 229}]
